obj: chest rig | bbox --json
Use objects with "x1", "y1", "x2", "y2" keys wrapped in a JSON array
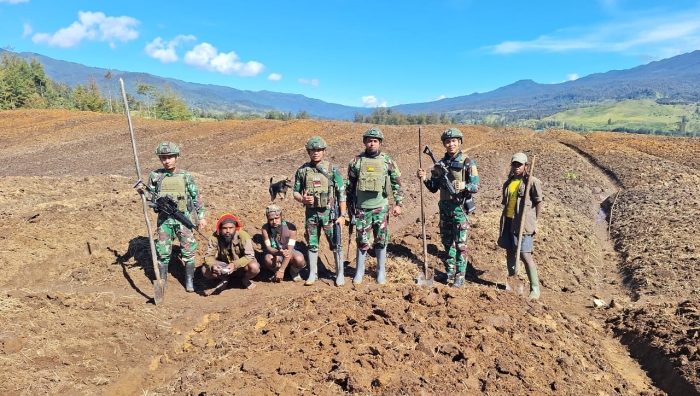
[
  {"x1": 304, "y1": 161, "x2": 333, "y2": 208},
  {"x1": 356, "y1": 155, "x2": 391, "y2": 209},
  {"x1": 158, "y1": 174, "x2": 188, "y2": 212},
  {"x1": 439, "y1": 156, "x2": 470, "y2": 202}
]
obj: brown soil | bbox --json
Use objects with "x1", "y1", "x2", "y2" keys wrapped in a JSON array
[{"x1": 0, "y1": 109, "x2": 695, "y2": 395}]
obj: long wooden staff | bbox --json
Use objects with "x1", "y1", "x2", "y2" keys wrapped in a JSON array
[
  {"x1": 416, "y1": 127, "x2": 433, "y2": 286},
  {"x1": 119, "y1": 78, "x2": 165, "y2": 305},
  {"x1": 515, "y1": 156, "x2": 536, "y2": 275}
]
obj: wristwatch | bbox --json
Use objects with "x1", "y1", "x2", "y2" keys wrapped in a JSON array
[{"x1": 341, "y1": 212, "x2": 349, "y2": 218}]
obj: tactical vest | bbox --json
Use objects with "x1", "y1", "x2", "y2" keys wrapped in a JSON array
[
  {"x1": 358, "y1": 157, "x2": 385, "y2": 192},
  {"x1": 159, "y1": 175, "x2": 188, "y2": 212},
  {"x1": 356, "y1": 156, "x2": 390, "y2": 209},
  {"x1": 304, "y1": 161, "x2": 332, "y2": 208},
  {"x1": 439, "y1": 156, "x2": 470, "y2": 202}
]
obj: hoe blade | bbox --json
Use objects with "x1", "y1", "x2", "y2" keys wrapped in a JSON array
[{"x1": 416, "y1": 272, "x2": 434, "y2": 287}]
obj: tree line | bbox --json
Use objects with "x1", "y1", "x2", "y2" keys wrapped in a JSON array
[
  {"x1": 0, "y1": 51, "x2": 193, "y2": 121},
  {"x1": 353, "y1": 108, "x2": 458, "y2": 125}
]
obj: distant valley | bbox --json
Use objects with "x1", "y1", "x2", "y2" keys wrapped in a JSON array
[{"x1": 3, "y1": 48, "x2": 700, "y2": 132}]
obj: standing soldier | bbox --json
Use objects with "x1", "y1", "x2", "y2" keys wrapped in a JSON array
[
  {"x1": 498, "y1": 152, "x2": 543, "y2": 299},
  {"x1": 292, "y1": 136, "x2": 348, "y2": 286},
  {"x1": 416, "y1": 128, "x2": 479, "y2": 288},
  {"x1": 346, "y1": 127, "x2": 404, "y2": 285},
  {"x1": 138, "y1": 142, "x2": 207, "y2": 292}
]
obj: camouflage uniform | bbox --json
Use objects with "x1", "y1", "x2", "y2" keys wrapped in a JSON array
[
  {"x1": 423, "y1": 151, "x2": 479, "y2": 284},
  {"x1": 347, "y1": 152, "x2": 404, "y2": 250},
  {"x1": 147, "y1": 169, "x2": 205, "y2": 270},
  {"x1": 293, "y1": 160, "x2": 346, "y2": 253}
]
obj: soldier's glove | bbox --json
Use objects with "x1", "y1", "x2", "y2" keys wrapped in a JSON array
[{"x1": 452, "y1": 180, "x2": 466, "y2": 190}]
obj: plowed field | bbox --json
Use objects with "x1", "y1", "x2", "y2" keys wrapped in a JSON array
[{"x1": 1, "y1": 109, "x2": 697, "y2": 395}]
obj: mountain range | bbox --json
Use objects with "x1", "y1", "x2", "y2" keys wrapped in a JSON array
[{"x1": 4, "y1": 48, "x2": 700, "y2": 120}]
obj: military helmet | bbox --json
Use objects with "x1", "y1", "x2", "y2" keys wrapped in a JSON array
[
  {"x1": 305, "y1": 136, "x2": 327, "y2": 150},
  {"x1": 362, "y1": 127, "x2": 384, "y2": 141},
  {"x1": 441, "y1": 128, "x2": 463, "y2": 142},
  {"x1": 155, "y1": 141, "x2": 181, "y2": 156}
]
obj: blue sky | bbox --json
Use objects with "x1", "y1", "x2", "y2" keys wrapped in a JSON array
[{"x1": 2, "y1": 0, "x2": 700, "y2": 108}]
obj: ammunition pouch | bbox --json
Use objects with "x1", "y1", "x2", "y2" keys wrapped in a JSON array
[{"x1": 316, "y1": 192, "x2": 329, "y2": 208}]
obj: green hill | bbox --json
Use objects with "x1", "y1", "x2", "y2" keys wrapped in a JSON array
[{"x1": 533, "y1": 99, "x2": 700, "y2": 135}]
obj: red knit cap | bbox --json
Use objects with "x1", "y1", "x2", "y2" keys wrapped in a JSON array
[{"x1": 216, "y1": 213, "x2": 243, "y2": 231}]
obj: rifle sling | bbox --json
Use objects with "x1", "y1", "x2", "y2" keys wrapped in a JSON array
[{"x1": 313, "y1": 162, "x2": 335, "y2": 198}]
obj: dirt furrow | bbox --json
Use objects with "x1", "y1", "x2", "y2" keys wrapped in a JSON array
[{"x1": 1, "y1": 111, "x2": 688, "y2": 395}]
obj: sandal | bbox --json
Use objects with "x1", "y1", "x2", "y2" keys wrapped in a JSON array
[{"x1": 242, "y1": 278, "x2": 256, "y2": 290}]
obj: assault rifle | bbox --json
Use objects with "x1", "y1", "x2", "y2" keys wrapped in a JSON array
[
  {"x1": 346, "y1": 197, "x2": 356, "y2": 257},
  {"x1": 134, "y1": 180, "x2": 209, "y2": 240},
  {"x1": 331, "y1": 199, "x2": 344, "y2": 266},
  {"x1": 311, "y1": 164, "x2": 343, "y2": 273},
  {"x1": 422, "y1": 146, "x2": 476, "y2": 214}
]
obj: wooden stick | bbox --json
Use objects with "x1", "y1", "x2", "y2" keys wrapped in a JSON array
[
  {"x1": 515, "y1": 156, "x2": 536, "y2": 274},
  {"x1": 419, "y1": 127, "x2": 429, "y2": 280},
  {"x1": 120, "y1": 78, "x2": 164, "y2": 305}
]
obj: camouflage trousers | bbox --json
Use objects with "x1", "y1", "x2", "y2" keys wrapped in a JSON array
[
  {"x1": 438, "y1": 200, "x2": 470, "y2": 274},
  {"x1": 354, "y1": 206, "x2": 389, "y2": 251},
  {"x1": 156, "y1": 215, "x2": 198, "y2": 267},
  {"x1": 304, "y1": 208, "x2": 338, "y2": 253}
]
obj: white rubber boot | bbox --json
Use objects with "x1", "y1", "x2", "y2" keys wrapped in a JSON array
[
  {"x1": 353, "y1": 249, "x2": 366, "y2": 285},
  {"x1": 375, "y1": 246, "x2": 387, "y2": 284},
  {"x1": 305, "y1": 251, "x2": 319, "y2": 286}
]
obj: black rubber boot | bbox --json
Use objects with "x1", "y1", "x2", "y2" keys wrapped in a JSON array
[
  {"x1": 185, "y1": 263, "x2": 195, "y2": 293},
  {"x1": 436, "y1": 265, "x2": 455, "y2": 284}
]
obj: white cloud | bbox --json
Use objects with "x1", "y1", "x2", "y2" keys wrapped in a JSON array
[
  {"x1": 361, "y1": 95, "x2": 387, "y2": 108},
  {"x1": 183, "y1": 43, "x2": 264, "y2": 77},
  {"x1": 567, "y1": 73, "x2": 579, "y2": 81},
  {"x1": 145, "y1": 35, "x2": 195, "y2": 64},
  {"x1": 32, "y1": 11, "x2": 139, "y2": 49},
  {"x1": 432, "y1": 94, "x2": 446, "y2": 101},
  {"x1": 267, "y1": 73, "x2": 282, "y2": 81},
  {"x1": 0, "y1": 0, "x2": 29, "y2": 3},
  {"x1": 298, "y1": 78, "x2": 320, "y2": 86},
  {"x1": 489, "y1": 8, "x2": 700, "y2": 56},
  {"x1": 22, "y1": 23, "x2": 32, "y2": 38}
]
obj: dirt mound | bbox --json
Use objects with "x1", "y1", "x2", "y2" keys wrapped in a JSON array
[
  {"x1": 2, "y1": 110, "x2": 692, "y2": 395},
  {"x1": 158, "y1": 285, "x2": 637, "y2": 395},
  {"x1": 558, "y1": 132, "x2": 700, "y2": 392}
]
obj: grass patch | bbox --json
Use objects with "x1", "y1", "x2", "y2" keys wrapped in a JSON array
[{"x1": 539, "y1": 99, "x2": 700, "y2": 135}]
